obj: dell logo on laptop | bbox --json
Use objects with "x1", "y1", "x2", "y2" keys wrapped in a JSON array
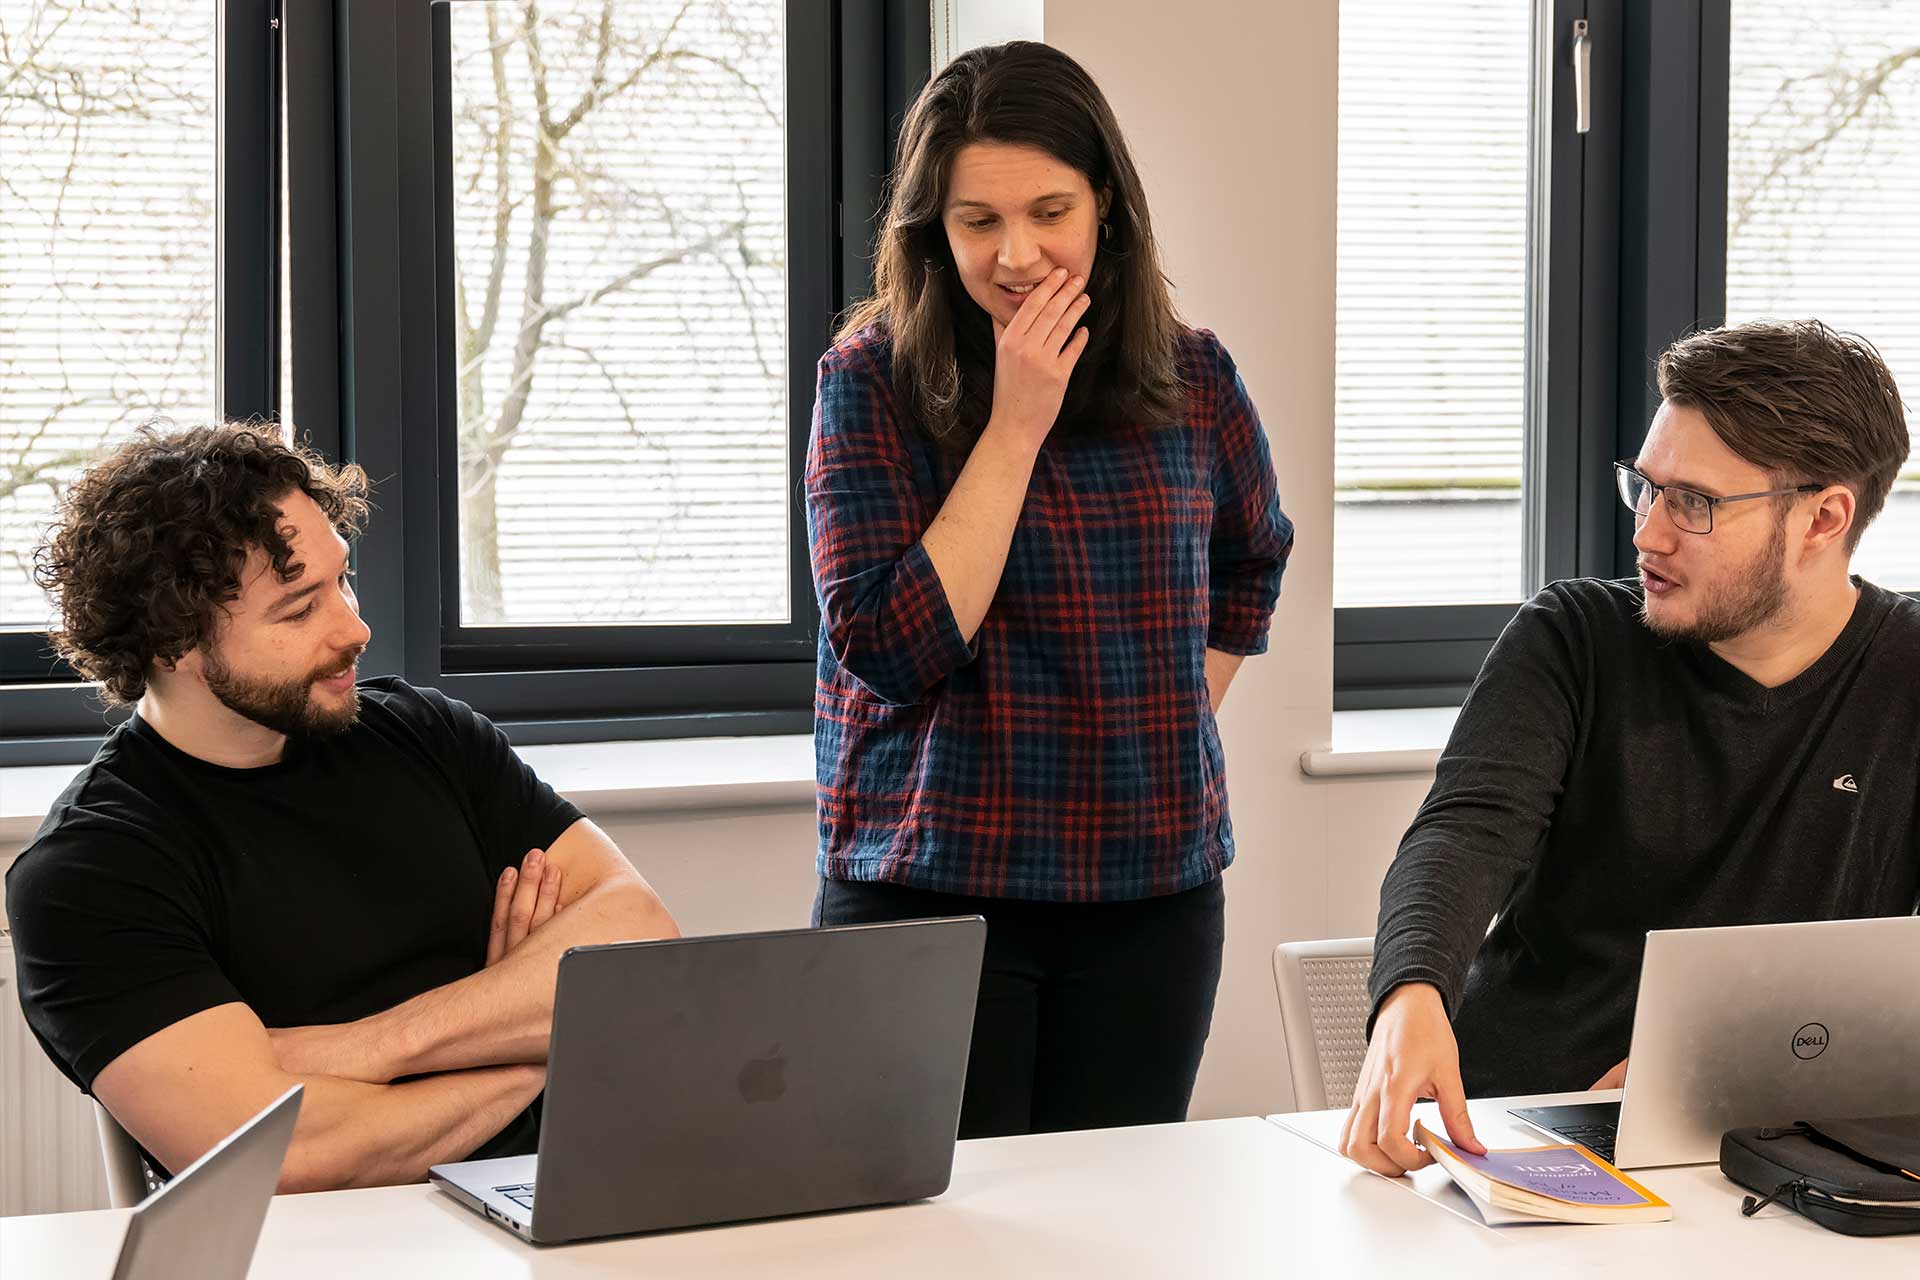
[{"x1": 1791, "y1": 1022, "x2": 1830, "y2": 1060}]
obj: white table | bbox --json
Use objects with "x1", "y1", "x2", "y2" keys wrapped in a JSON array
[
  {"x1": 1271, "y1": 1089, "x2": 1919, "y2": 1275},
  {"x1": 4, "y1": 1104, "x2": 1914, "y2": 1277}
]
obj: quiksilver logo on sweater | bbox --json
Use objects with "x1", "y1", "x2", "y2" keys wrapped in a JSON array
[{"x1": 1833, "y1": 774, "x2": 1860, "y2": 794}]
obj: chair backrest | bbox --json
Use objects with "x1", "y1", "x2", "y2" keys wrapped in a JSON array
[
  {"x1": 95, "y1": 1099, "x2": 157, "y2": 1208},
  {"x1": 1271, "y1": 937, "x2": 1375, "y2": 1112}
]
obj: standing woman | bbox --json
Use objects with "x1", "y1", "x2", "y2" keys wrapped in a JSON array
[{"x1": 806, "y1": 41, "x2": 1292, "y2": 1138}]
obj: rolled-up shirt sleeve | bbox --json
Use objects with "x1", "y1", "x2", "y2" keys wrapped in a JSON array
[
  {"x1": 805, "y1": 346, "x2": 976, "y2": 706},
  {"x1": 1204, "y1": 334, "x2": 1292, "y2": 655}
]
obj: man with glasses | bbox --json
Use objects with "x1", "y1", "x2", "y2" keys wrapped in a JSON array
[{"x1": 1339, "y1": 319, "x2": 1919, "y2": 1177}]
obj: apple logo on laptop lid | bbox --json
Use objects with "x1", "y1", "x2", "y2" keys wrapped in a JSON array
[{"x1": 739, "y1": 1045, "x2": 788, "y2": 1102}]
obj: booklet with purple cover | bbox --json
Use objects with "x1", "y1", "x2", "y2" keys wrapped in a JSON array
[{"x1": 1413, "y1": 1121, "x2": 1673, "y2": 1225}]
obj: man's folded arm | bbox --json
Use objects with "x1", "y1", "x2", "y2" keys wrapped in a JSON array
[
  {"x1": 1367, "y1": 587, "x2": 1587, "y2": 1025},
  {"x1": 271, "y1": 818, "x2": 680, "y2": 1082},
  {"x1": 91, "y1": 1001, "x2": 545, "y2": 1193}
]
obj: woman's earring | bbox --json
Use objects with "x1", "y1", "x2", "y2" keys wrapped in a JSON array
[
  {"x1": 1100, "y1": 221, "x2": 1114, "y2": 244},
  {"x1": 922, "y1": 257, "x2": 944, "y2": 274}
]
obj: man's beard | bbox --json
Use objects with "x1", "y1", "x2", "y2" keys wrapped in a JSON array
[
  {"x1": 203, "y1": 648, "x2": 363, "y2": 738},
  {"x1": 1641, "y1": 514, "x2": 1790, "y2": 644}
]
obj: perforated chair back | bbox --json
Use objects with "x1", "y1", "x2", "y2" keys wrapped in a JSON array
[
  {"x1": 95, "y1": 1099, "x2": 157, "y2": 1208},
  {"x1": 1271, "y1": 937, "x2": 1375, "y2": 1112}
]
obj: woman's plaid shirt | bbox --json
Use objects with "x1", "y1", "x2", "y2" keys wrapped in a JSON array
[{"x1": 806, "y1": 327, "x2": 1293, "y2": 902}]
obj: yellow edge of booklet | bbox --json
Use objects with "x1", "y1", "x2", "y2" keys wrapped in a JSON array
[{"x1": 1414, "y1": 1120, "x2": 1672, "y2": 1212}]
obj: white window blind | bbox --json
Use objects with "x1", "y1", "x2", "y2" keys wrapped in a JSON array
[
  {"x1": 446, "y1": 0, "x2": 788, "y2": 628},
  {"x1": 0, "y1": 0, "x2": 218, "y2": 629},
  {"x1": 1726, "y1": 0, "x2": 1920, "y2": 589},
  {"x1": 1333, "y1": 0, "x2": 1533, "y2": 608}
]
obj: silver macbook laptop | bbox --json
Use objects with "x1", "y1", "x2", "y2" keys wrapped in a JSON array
[
  {"x1": 1512, "y1": 915, "x2": 1920, "y2": 1168},
  {"x1": 112, "y1": 1085, "x2": 302, "y2": 1280},
  {"x1": 431, "y1": 916, "x2": 986, "y2": 1245}
]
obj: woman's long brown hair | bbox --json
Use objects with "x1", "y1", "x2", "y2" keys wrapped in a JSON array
[{"x1": 837, "y1": 41, "x2": 1185, "y2": 447}]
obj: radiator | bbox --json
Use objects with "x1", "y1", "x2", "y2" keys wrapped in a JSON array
[{"x1": 1, "y1": 935, "x2": 110, "y2": 1216}]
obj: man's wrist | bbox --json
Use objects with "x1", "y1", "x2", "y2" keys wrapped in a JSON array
[
  {"x1": 1367, "y1": 978, "x2": 1447, "y2": 1039},
  {"x1": 353, "y1": 1007, "x2": 415, "y2": 1083},
  {"x1": 1383, "y1": 980, "x2": 1443, "y2": 1011}
]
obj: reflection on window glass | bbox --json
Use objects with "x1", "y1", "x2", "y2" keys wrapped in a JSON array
[
  {"x1": 1333, "y1": 0, "x2": 1531, "y2": 608},
  {"x1": 1727, "y1": 1, "x2": 1920, "y2": 588},
  {"x1": 0, "y1": 0, "x2": 217, "y2": 629},
  {"x1": 447, "y1": 0, "x2": 787, "y2": 628}
]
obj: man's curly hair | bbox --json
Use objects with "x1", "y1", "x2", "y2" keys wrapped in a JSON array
[{"x1": 33, "y1": 422, "x2": 371, "y2": 704}]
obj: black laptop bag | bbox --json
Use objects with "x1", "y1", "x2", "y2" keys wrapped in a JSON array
[{"x1": 1720, "y1": 1115, "x2": 1920, "y2": 1237}]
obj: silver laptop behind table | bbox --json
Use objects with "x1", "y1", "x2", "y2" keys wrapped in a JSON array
[
  {"x1": 1512, "y1": 916, "x2": 1920, "y2": 1168},
  {"x1": 431, "y1": 917, "x2": 986, "y2": 1245},
  {"x1": 111, "y1": 1085, "x2": 302, "y2": 1280}
]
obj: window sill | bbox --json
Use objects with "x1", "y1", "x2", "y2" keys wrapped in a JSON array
[
  {"x1": 1298, "y1": 706, "x2": 1459, "y2": 778},
  {"x1": 0, "y1": 734, "x2": 817, "y2": 847}
]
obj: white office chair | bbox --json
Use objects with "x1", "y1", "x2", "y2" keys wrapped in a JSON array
[
  {"x1": 1271, "y1": 937, "x2": 1375, "y2": 1112},
  {"x1": 94, "y1": 1098, "x2": 158, "y2": 1208}
]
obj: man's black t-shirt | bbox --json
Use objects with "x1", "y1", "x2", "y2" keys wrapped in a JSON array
[
  {"x1": 1369, "y1": 578, "x2": 1920, "y2": 1097},
  {"x1": 4, "y1": 677, "x2": 582, "y2": 1167}
]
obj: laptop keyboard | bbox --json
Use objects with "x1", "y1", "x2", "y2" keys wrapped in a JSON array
[
  {"x1": 494, "y1": 1182, "x2": 536, "y2": 1211},
  {"x1": 1554, "y1": 1123, "x2": 1618, "y2": 1164}
]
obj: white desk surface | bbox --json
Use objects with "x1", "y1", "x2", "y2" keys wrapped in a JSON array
[
  {"x1": 1272, "y1": 1088, "x2": 1919, "y2": 1275},
  {"x1": 5, "y1": 1105, "x2": 1915, "y2": 1278}
]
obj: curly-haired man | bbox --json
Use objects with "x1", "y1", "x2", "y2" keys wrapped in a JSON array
[{"x1": 6, "y1": 423, "x2": 679, "y2": 1192}]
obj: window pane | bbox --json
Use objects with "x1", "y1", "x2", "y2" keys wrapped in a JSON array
[
  {"x1": 447, "y1": 0, "x2": 787, "y2": 627},
  {"x1": 0, "y1": 0, "x2": 217, "y2": 630},
  {"x1": 1333, "y1": 0, "x2": 1532, "y2": 607},
  {"x1": 1727, "y1": 1, "x2": 1920, "y2": 588}
]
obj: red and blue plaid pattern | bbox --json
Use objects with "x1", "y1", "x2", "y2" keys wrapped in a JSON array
[{"x1": 806, "y1": 327, "x2": 1292, "y2": 902}]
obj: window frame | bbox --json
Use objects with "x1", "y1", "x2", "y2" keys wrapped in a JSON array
[
  {"x1": 332, "y1": 0, "x2": 925, "y2": 744},
  {"x1": 1332, "y1": 0, "x2": 1736, "y2": 709},
  {"x1": 0, "y1": 0, "x2": 928, "y2": 761},
  {"x1": 0, "y1": 0, "x2": 289, "y2": 763}
]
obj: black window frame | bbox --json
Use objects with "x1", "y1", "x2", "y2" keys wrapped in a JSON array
[
  {"x1": 0, "y1": 0, "x2": 927, "y2": 761},
  {"x1": 0, "y1": 0, "x2": 289, "y2": 763},
  {"x1": 330, "y1": 0, "x2": 925, "y2": 744},
  {"x1": 18, "y1": 2, "x2": 1848, "y2": 744},
  {"x1": 1333, "y1": 0, "x2": 1735, "y2": 709}
]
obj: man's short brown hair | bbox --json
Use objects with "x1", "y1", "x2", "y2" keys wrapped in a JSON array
[
  {"x1": 33, "y1": 421, "x2": 371, "y2": 704},
  {"x1": 1657, "y1": 319, "x2": 1909, "y2": 551}
]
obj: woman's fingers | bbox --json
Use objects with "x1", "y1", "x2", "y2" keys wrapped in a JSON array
[
  {"x1": 1047, "y1": 292, "x2": 1092, "y2": 355},
  {"x1": 1006, "y1": 267, "x2": 1070, "y2": 338},
  {"x1": 1059, "y1": 323, "x2": 1091, "y2": 370},
  {"x1": 1030, "y1": 272, "x2": 1085, "y2": 346}
]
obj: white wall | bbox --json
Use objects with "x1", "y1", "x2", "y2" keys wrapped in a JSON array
[
  {"x1": 1044, "y1": 0, "x2": 1329, "y2": 1119},
  {"x1": 933, "y1": 0, "x2": 1045, "y2": 65}
]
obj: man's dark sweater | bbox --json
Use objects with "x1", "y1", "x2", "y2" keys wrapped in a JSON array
[{"x1": 1369, "y1": 577, "x2": 1920, "y2": 1097}]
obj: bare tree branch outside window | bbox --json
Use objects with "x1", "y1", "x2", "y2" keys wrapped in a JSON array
[
  {"x1": 1726, "y1": 0, "x2": 1920, "y2": 587},
  {"x1": 447, "y1": 0, "x2": 787, "y2": 626},
  {"x1": 0, "y1": 0, "x2": 217, "y2": 626}
]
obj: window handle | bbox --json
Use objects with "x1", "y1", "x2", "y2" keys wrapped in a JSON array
[{"x1": 1573, "y1": 19, "x2": 1592, "y2": 135}]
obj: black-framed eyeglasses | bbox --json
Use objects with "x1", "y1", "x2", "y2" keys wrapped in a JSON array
[{"x1": 1614, "y1": 462, "x2": 1821, "y2": 535}]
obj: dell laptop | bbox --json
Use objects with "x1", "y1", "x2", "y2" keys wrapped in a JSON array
[
  {"x1": 111, "y1": 1085, "x2": 302, "y2": 1280},
  {"x1": 431, "y1": 916, "x2": 986, "y2": 1245},
  {"x1": 1512, "y1": 915, "x2": 1920, "y2": 1168}
]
